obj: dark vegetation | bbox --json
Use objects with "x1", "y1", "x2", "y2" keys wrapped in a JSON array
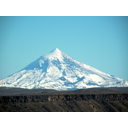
[
  {"x1": 0, "y1": 87, "x2": 128, "y2": 112},
  {"x1": 1, "y1": 87, "x2": 128, "y2": 96}
]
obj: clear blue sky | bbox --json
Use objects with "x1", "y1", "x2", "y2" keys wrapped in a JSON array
[{"x1": 0, "y1": 16, "x2": 128, "y2": 81}]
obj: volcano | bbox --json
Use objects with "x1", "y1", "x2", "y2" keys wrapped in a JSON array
[{"x1": 0, "y1": 48, "x2": 128, "y2": 90}]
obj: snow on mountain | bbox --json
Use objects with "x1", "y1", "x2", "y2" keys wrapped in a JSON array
[{"x1": 0, "y1": 48, "x2": 128, "y2": 90}]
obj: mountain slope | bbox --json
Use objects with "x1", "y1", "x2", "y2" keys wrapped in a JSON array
[{"x1": 0, "y1": 48, "x2": 128, "y2": 90}]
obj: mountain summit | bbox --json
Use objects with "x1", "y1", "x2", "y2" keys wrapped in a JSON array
[
  {"x1": 0, "y1": 48, "x2": 128, "y2": 90},
  {"x1": 43, "y1": 48, "x2": 64, "y2": 61}
]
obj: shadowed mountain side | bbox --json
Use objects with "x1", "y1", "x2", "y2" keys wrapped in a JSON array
[{"x1": 1, "y1": 87, "x2": 128, "y2": 96}]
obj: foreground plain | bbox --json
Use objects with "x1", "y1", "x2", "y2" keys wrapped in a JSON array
[{"x1": 0, "y1": 87, "x2": 128, "y2": 112}]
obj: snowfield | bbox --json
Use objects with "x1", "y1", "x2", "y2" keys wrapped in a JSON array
[{"x1": 0, "y1": 48, "x2": 128, "y2": 90}]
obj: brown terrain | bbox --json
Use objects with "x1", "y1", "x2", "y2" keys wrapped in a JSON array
[{"x1": 0, "y1": 87, "x2": 128, "y2": 112}]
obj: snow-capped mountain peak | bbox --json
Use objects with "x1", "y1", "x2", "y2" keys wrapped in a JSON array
[
  {"x1": 0, "y1": 48, "x2": 128, "y2": 90},
  {"x1": 43, "y1": 48, "x2": 64, "y2": 62}
]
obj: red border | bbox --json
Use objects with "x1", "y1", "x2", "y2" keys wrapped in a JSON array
[{"x1": 0, "y1": 0, "x2": 128, "y2": 16}]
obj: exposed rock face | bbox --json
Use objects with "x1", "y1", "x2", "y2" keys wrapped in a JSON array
[{"x1": 0, "y1": 93, "x2": 128, "y2": 112}]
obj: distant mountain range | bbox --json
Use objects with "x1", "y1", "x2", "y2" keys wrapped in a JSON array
[{"x1": 0, "y1": 48, "x2": 128, "y2": 90}]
